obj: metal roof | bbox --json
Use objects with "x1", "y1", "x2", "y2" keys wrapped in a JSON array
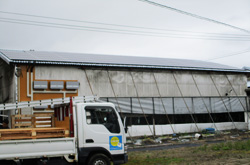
[{"x1": 0, "y1": 49, "x2": 247, "y2": 73}]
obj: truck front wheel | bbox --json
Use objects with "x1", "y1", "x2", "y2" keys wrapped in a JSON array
[{"x1": 88, "y1": 154, "x2": 111, "y2": 165}]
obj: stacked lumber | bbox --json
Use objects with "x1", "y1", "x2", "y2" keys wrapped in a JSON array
[
  {"x1": 12, "y1": 114, "x2": 55, "y2": 128},
  {"x1": 0, "y1": 128, "x2": 69, "y2": 141}
]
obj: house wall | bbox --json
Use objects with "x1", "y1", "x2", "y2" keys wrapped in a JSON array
[{"x1": 17, "y1": 65, "x2": 78, "y2": 102}]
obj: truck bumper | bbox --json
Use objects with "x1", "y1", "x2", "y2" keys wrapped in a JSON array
[{"x1": 112, "y1": 153, "x2": 128, "y2": 165}]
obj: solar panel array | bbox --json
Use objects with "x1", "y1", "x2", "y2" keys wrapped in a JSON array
[{"x1": 0, "y1": 49, "x2": 241, "y2": 71}]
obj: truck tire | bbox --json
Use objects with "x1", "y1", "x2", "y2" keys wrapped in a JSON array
[{"x1": 88, "y1": 154, "x2": 110, "y2": 165}]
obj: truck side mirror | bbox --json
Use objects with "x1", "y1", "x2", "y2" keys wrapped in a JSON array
[
  {"x1": 124, "y1": 127, "x2": 128, "y2": 133},
  {"x1": 123, "y1": 116, "x2": 128, "y2": 133}
]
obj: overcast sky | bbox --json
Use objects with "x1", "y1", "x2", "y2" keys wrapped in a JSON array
[{"x1": 0, "y1": 0, "x2": 250, "y2": 68}]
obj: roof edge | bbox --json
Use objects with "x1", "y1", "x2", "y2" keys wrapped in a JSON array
[
  {"x1": 0, "y1": 52, "x2": 11, "y2": 64},
  {"x1": 9, "y1": 60, "x2": 249, "y2": 73}
]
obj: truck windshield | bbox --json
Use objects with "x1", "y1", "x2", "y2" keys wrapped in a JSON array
[{"x1": 85, "y1": 106, "x2": 120, "y2": 134}]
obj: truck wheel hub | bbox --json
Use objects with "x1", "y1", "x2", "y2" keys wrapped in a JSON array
[{"x1": 94, "y1": 159, "x2": 106, "y2": 165}]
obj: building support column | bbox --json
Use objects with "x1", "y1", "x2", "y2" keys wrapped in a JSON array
[{"x1": 244, "y1": 111, "x2": 250, "y2": 130}]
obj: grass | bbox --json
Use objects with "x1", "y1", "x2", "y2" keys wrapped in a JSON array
[
  {"x1": 127, "y1": 140, "x2": 250, "y2": 164},
  {"x1": 197, "y1": 140, "x2": 250, "y2": 151},
  {"x1": 127, "y1": 150, "x2": 184, "y2": 165},
  {"x1": 128, "y1": 157, "x2": 184, "y2": 165}
]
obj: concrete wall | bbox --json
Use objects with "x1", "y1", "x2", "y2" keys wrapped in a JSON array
[
  {"x1": 35, "y1": 66, "x2": 247, "y2": 97},
  {"x1": 0, "y1": 59, "x2": 16, "y2": 121},
  {"x1": 0, "y1": 59, "x2": 16, "y2": 104},
  {"x1": 128, "y1": 122, "x2": 248, "y2": 137}
]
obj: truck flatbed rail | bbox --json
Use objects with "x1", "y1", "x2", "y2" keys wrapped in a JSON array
[{"x1": 0, "y1": 96, "x2": 98, "y2": 111}]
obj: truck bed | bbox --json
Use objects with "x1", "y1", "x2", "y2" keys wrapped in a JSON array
[{"x1": 0, "y1": 137, "x2": 76, "y2": 160}]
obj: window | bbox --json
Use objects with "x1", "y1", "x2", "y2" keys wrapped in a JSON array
[{"x1": 85, "y1": 106, "x2": 120, "y2": 133}]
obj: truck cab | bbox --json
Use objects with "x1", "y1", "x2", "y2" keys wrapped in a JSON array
[{"x1": 76, "y1": 102, "x2": 128, "y2": 164}]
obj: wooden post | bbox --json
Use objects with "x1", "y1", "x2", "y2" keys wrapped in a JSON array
[
  {"x1": 11, "y1": 115, "x2": 15, "y2": 129},
  {"x1": 31, "y1": 116, "x2": 35, "y2": 128},
  {"x1": 51, "y1": 115, "x2": 55, "y2": 127}
]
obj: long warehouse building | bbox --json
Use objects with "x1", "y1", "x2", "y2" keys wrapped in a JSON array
[{"x1": 0, "y1": 49, "x2": 249, "y2": 137}]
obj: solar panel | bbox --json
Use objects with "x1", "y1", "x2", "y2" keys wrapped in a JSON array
[{"x1": 0, "y1": 49, "x2": 241, "y2": 71}]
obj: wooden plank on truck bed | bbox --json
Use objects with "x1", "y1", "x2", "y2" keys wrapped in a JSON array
[{"x1": 0, "y1": 127, "x2": 69, "y2": 141}]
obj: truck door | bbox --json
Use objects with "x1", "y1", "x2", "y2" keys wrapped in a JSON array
[{"x1": 78, "y1": 103, "x2": 125, "y2": 156}]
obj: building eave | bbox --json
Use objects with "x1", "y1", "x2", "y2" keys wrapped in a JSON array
[
  {"x1": 9, "y1": 60, "x2": 250, "y2": 73},
  {"x1": 0, "y1": 52, "x2": 11, "y2": 64}
]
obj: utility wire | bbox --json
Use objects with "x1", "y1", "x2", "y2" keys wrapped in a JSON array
[
  {"x1": 207, "y1": 49, "x2": 250, "y2": 61},
  {"x1": 137, "y1": 0, "x2": 250, "y2": 34},
  {"x1": 0, "y1": 10, "x2": 249, "y2": 37},
  {"x1": 1, "y1": 18, "x2": 250, "y2": 41},
  {"x1": 1, "y1": 17, "x2": 249, "y2": 39}
]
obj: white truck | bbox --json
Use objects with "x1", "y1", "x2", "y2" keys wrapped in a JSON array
[{"x1": 0, "y1": 96, "x2": 128, "y2": 165}]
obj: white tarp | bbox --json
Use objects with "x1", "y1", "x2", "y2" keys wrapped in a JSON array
[{"x1": 101, "y1": 97, "x2": 247, "y2": 115}]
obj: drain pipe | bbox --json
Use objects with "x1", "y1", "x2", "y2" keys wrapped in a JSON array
[{"x1": 27, "y1": 70, "x2": 32, "y2": 98}]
